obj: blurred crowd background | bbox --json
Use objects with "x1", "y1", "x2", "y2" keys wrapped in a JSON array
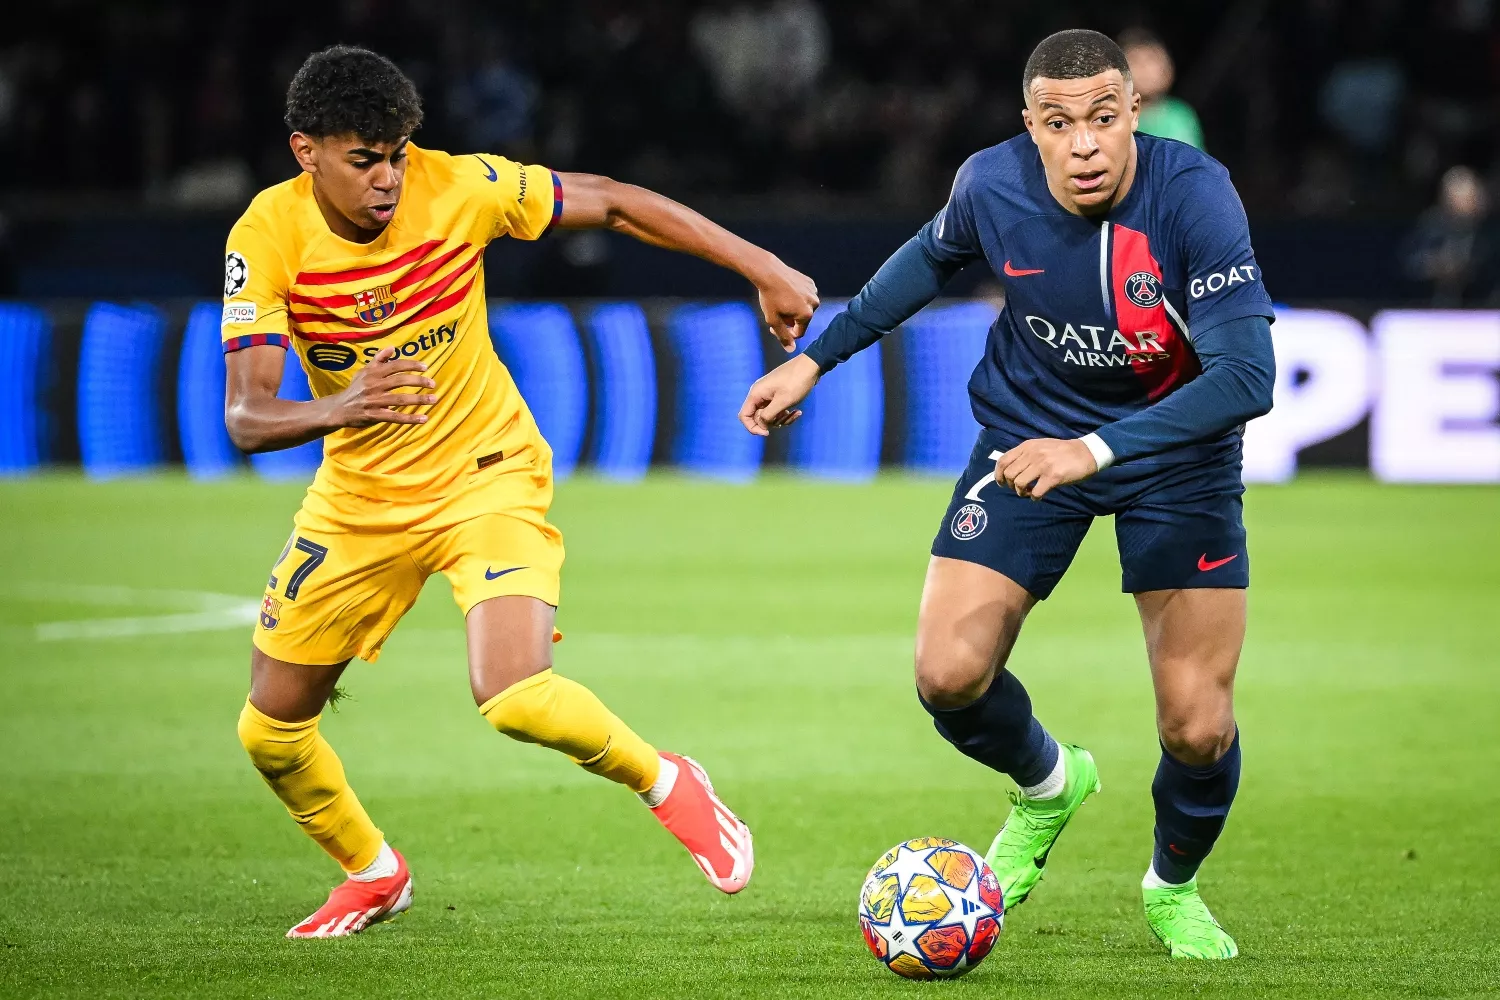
[{"x1": 2, "y1": 0, "x2": 1498, "y2": 301}]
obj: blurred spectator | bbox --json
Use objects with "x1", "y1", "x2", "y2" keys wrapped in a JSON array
[
  {"x1": 0, "y1": 0, "x2": 1496, "y2": 219},
  {"x1": 1319, "y1": 57, "x2": 1406, "y2": 152},
  {"x1": 0, "y1": 54, "x2": 15, "y2": 138},
  {"x1": 690, "y1": 0, "x2": 829, "y2": 118},
  {"x1": 170, "y1": 159, "x2": 255, "y2": 209},
  {"x1": 1290, "y1": 145, "x2": 1357, "y2": 218},
  {"x1": 1404, "y1": 165, "x2": 1493, "y2": 305},
  {"x1": 1119, "y1": 29, "x2": 1202, "y2": 150},
  {"x1": 447, "y1": 29, "x2": 540, "y2": 154}
]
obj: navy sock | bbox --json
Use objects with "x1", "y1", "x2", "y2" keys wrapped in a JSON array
[
  {"x1": 1150, "y1": 730, "x2": 1241, "y2": 884},
  {"x1": 920, "y1": 670, "x2": 1060, "y2": 788}
]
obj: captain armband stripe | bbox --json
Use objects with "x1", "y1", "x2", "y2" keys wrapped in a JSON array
[
  {"x1": 223, "y1": 333, "x2": 291, "y2": 354},
  {"x1": 544, "y1": 171, "x2": 564, "y2": 234}
]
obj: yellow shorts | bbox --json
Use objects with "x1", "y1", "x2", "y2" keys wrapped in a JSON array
[{"x1": 252, "y1": 463, "x2": 564, "y2": 666}]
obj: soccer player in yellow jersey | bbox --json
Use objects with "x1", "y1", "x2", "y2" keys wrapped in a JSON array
[{"x1": 223, "y1": 45, "x2": 818, "y2": 938}]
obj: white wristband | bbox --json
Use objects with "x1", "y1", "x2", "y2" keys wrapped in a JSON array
[{"x1": 1078, "y1": 432, "x2": 1115, "y2": 471}]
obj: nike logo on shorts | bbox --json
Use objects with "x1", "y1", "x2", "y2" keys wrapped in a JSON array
[
  {"x1": 1003, "y1": 260, "x2": 1045, "y2": 277},
  {"x1": 485, "y1": 566, "x2": 526, "y2": 580},
  {"x1": 1197, "y1": 553, "x2": 1239, "y2": 572}
]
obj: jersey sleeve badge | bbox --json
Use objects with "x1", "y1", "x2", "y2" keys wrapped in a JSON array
[{"x1": 225, "y1": 251, "x2": 250, "y2": 297}]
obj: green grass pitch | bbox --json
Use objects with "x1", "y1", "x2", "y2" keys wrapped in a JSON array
[{"x1": 1, "y1": 472, "x2": 1497, "y2": 999}]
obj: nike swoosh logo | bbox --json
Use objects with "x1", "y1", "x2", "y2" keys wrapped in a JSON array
[
  {"x1": 473, "y1": 154, "x2": 498, "y2": 183},
  {"x1": 1004, "y1": 260, "x2": 1045, "y2": 277},
  {"x1": 485, "y1": 565, "x2": 526, "y2": 580},
  {"x1": 1033, "y1": 848, "x2": 1051, "y2": 869},
  {"x1": 1197, "y1": 553, "x2": 1239, "y2": 572}
]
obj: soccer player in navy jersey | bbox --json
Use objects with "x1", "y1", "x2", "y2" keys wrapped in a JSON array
[{"x1": 740, "y1": 29, "x2": 1274, "y2": 959}]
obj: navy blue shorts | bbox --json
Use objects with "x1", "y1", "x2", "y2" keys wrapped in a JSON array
[{"x1": 931, "y1": 431, "x2": 1250, "y2": 599}]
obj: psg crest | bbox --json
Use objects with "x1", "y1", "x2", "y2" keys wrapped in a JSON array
[
  {"x1": 950, "y1": 503, "x2": 987, "y2": 541},
  {"x1": 1125, "y1": 270, "x2": 1163, "y2": 308},
  {"x1": 353, "y1": 285, "x2": 398, "y2": 325}
]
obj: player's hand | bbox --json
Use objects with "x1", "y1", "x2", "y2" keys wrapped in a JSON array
[
  {"x1": 995, "y1": 438, "x2": 1098, "y2": 500},
  {"x1": 739, "y1": 353, "x2": 820, "y2": 436},
  {"x1": 328, "y1": 345, "x2": 439, "y2": 428},
  {"x1": 751, "y1": 256, "x2": 819, "y2": 351}
]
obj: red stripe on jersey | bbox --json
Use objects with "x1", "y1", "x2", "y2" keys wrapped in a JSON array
[
  {"x1": 287, "y1": 242, "x2": 472, "y2": 309},
  {"x1": 385, "y1": 269, "x2": 480, "y2": 332},
  {"x1": 287, "y1": 248, "x2": 482, "y2": 334},
  {"x1": 294, "y1": 269, "x2": 480, "y2": 342},
  {"x1": 382, "y1": 249, "x2": 481, "y2": 322},
  {"x1": 286, "y1": 306, "x2": 341, "y2": 326},
  {"x1": 294, "y1": 239, "x2": 445, "y2": 286},
  {"x1": 1110, "y1": 224, "x2": 1200, "y2": 400}
]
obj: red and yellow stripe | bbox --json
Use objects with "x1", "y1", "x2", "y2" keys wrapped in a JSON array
[{"x1": 285, "y1": 240, "x2": 483, "y2": 343}]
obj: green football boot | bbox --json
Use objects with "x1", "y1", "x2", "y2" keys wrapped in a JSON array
[
  {"x1": 984, "y1": 744, "x2": 1100, "y2": 910},
  {"x1": 1143, "y1": 878, "x2": 1238, "y2": 959}
]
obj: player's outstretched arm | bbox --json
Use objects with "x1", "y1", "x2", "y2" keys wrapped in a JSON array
[
  {"x1": 555, "y1": 173, "x2": 818, "y2": 350},
  {"x1": 738, "y1": 228, "x2": 963, "y2": 436},
  {"x1": 224, "y1": 344, "x2": 437, "y2": 453}
]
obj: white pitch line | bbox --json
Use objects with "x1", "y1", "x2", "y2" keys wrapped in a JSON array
[
  {"x1": 35, "y1": 604, "x2": 260, "y2": 641},
  {"x1": 8, "y1": 582, "x2": 262, "y2": 642}
]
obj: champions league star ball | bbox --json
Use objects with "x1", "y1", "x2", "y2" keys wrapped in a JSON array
[{"x1": 858, "y1": 837, "x2": 1003, "y2": 979}]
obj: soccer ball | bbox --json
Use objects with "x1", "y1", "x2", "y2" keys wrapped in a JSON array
[{"x1": 858, "y1": 837, "x2": 1003, "y2": 979}]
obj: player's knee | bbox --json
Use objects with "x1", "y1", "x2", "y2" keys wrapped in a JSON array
[
  {"x1": 914, "y1": 649, "x2": 991, "y2": 709},
  {"x1": 237, "y1": 700, "x2": 313, "y2": 780},
  {"x1": 1158, "y1": 713, "x2": 1234, "y2": 766},
  {"x1": 478, "y1": 669, "x2": 557, "y2": 742}
]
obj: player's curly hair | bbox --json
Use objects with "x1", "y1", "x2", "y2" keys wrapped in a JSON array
[
  {"x1": 1022, "y1": 29, "x2": 1132, "y2": 100},
  {"x1": 285, "y1": 45, "x2": 422, "y2": 143}
]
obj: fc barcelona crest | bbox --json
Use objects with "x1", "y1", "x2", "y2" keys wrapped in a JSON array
[{"x1": 353, "y1": 285, "x2": 397, "y2": 325}]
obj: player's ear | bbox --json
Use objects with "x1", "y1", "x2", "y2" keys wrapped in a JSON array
[
  {"x1": 1129, "y1": 88, "x2": 1141, "y2": 130},
  {"x1": 289, "y1": 133, "x2": 318, "y2": 175}
]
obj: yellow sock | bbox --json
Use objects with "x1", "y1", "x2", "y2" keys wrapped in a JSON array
[
  {"x1": 479, "y1": 669, "x2": 661, "y2": 793},
  {"x1": 237, "y1": 700, "x2": 384, "y2": 873}
]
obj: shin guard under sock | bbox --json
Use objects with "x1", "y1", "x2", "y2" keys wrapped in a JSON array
[
  {"x1": 1151, "y1": 730, "x2": 1242, "y2": 884},
  {"x1": 237, "y1": 700, "x2": 384, "y2": 873},
  {"x1": 480, "y1": 669, "x2": 660, "y2": 793},
  {"x1": 921, "y1": 669, "x2": 1061, "y2": 788}
]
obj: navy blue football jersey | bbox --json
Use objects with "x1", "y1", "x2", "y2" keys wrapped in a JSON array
[{"x1": 921, "y1": 132, "x2": 1274, "y2": 467}]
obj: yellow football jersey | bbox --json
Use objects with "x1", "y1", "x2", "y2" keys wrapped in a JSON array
[{"x1": 221, "y1": 145, "x2": 560, "y2": 501}]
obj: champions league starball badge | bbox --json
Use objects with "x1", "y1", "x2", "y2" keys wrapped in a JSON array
[{"x1": 224, "y1": 252, "x2": 249, "y2": 297}]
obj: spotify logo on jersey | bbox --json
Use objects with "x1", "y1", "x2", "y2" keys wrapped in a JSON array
[{"x1": 306, "y1": 344, "x2": 358, "y2": 371}]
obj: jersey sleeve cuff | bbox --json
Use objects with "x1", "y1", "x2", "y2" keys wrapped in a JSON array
[
  {"x1": 223, "y1": 333, "x2": 290, "y2": 353},
  {"x1": 801, "y1": 340, "x2": 837, "y2": 374},
  {"x1": 1078, "y1": 432, "x2": 1115, "y2": 471}
]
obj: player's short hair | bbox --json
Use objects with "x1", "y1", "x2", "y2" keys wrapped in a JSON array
[
  {"x1": 285, "y1": 45, "x2": 423, "y2": 143},
  {"x1": 1022, "y1": 29, "x2": 1132, "y2": 101}
]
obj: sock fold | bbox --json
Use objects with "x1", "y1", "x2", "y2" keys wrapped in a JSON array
[{"x1": 480, "y1": 669, "x2": 661, "y2": 793}]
